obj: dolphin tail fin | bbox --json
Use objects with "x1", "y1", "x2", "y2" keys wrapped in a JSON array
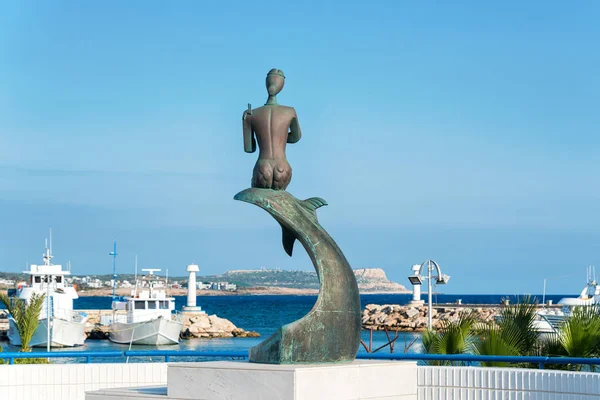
[
  {"x1": 302, "y1": 197, "x2": 328, "y2": 212},
  {"x1": 301, "y1": 197, "x2": 328, "y2": 223}
]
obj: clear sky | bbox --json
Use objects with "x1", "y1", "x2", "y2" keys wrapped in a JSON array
[{"x1": 0, "y1": 1, "x2": 598, "y2": 294}]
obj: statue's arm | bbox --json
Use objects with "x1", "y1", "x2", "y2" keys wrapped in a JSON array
[
  {"x1": 287, "y1": 109, "x2": 302, "y2": 144},
  {"x1": 243, "y1": 110, "x2": 256, "y2": 153}
]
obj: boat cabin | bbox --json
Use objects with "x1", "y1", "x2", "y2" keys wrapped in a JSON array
[
  {"x1": 112, "y1": 269, "x2": 177, "y2": 324},
  {"x1": 17, "y1": 245, "x2": 78, "y2": 321}
]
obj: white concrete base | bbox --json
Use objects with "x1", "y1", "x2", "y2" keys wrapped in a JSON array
[
  {"x1": 86, "y1": 360, "x2": 417, "y2": 400},
  {"x1": 181, "y1": 306, "x2": 202, "y2": 312}
]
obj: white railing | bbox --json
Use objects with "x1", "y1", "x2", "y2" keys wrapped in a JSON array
[
  {"x1": 418, "y1": 366, "x2": 600, "y2": 399},
  {"x1": 0, "y1": 363, "x2": 167, "y2": 400}
]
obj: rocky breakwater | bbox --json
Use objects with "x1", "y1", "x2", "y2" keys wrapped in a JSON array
[
  {"x1": 180, "y1": 312, "x2": 260, "y2": 339},
  {"x1": 82, "y1": 310, "x2": 260, "y2": 340},
  {"x1": 362, "y1": 304, "x2": 500, "y2": 332}
]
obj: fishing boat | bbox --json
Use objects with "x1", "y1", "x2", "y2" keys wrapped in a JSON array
[
  {"x1": 7, "y1": 237, "x2": 87, "y2": 348},
  {"x1": 535, "y1": 266, "x2": 600, "y2": 334},
  {"x1": 109, "y1": 268, "x2": 182, "y2": 345}
]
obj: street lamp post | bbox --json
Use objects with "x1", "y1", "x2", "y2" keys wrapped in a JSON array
[
  {"x1": 408, "y1": 260, "x2": 450, "y2": 330},
  {"x1": 427, "y1": 261, "x2": 433, "y2": 329}
]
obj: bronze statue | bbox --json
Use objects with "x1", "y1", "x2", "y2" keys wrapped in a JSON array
[
  {"x1": 235, "y1": 70, "x2": 361, "y2": 364},
  {"x1": 242, "y1": 69, "x2": 301, "y2": 191}
]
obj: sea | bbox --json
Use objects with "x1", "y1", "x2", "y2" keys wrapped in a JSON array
[{"x1": 0, "y1": 293, "x2": 568, "y2": 363}]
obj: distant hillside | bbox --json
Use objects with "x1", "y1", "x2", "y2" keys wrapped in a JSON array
[
  {"x1": 223, "y1": 269, "x2": 319, "y2": 289},
  {"x1": 222, "y1": 268, "x2": 408, "y2": 293},
  {"x1": 0, "y1": 268, "x2": 409, "y2": 293}
]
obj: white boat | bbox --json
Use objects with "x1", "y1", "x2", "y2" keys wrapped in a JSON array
[
  {"x1": 109, "y1": 268, "x2": 182, "y2": 345},
  {"x1": 7, "y1": 238, "x2": 87, "y2": 348},
  {"x1": 535, "y1": 266, "x2": 600, "y2": 334}
]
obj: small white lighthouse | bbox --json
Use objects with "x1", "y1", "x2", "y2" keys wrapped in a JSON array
[{"x1": 183, "y1": 264, "x2": 201, "y2": 311}]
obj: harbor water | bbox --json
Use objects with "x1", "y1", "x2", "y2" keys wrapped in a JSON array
[{"x1": 0, "y1": 293, "x2": 569, "y2": 363}]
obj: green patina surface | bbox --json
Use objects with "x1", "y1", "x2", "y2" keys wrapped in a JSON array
[{"x1": 234, "y1": 188, "x2": 361, "y2": 364}]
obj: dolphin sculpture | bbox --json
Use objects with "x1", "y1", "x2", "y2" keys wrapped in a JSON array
[{"x1": 234, "y1": 188, "x2": 361, "y2": 364}]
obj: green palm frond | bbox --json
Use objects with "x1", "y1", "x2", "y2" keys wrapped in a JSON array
[
  {"x1": 472, "y1": 296, "x2": 539, "y2": 367},
  {"x1": 537, "y1": 333, "x2": 569, "y2": 370},
  {"x1": 474, "y1": 324, "x2": 521, "y2": 367},
  {"x1": 497, "y1": 295, "x2": 539, "y2": 355},
  {"x1": 0, "y1": 292, "x2": 45, "y2": 352},
  {"x1": 558, "y1": 305, "x2": 600, "y2": 371},
  {"x1": 422, "y1": 312, "x2": 476, "y2": 365}
]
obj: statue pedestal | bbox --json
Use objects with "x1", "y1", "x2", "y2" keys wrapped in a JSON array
[{"x1": 86, "y1": 360, "x2": 417, "y2": 400}]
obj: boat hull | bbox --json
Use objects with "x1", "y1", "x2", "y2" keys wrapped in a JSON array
[
  {"x1": 8, "y1": 317, "x2": 86, "y2": 348},
  {"x1": 109, "y1": 317, "x2": 182, "y2": 345}
]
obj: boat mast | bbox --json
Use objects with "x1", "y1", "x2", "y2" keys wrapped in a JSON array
[
  {"x1": 166, "y1": 269, "x2": 169, "y2": 296},
  {"x1": 45, "y1": 233, "x2": 52, "y2": 353},
  {"x1": 134, "y1": 255, "x2": 138, "y2": 297},
  {"x1": 109, "y1": 241, "x2": 118, "y2": 300}
]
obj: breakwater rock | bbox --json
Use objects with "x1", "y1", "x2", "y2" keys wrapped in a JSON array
[
  {"x1": 180, "y1": 312, "x2": 260, "y2": 339},
  {"x1": 362, "y1": 304, "x2": 500, "y2": 331},
  {"x1": 87, "y1": 327, "x2": 110, "y2": 340}
]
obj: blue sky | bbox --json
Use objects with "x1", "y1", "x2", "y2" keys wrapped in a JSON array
[{"x1": 0, "y1": 1, "x2": 598, "y2": 294}]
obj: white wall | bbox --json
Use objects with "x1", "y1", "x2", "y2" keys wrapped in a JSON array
[
  {"x1": 2, "y1": 362, "x2": 600, "y2": 400},
  {"x1": 0, "y1": 363, "x2": 167, "y2": 400},
  {"x1": 418, "y1": 366, "x2": 600, "y2": 400}
]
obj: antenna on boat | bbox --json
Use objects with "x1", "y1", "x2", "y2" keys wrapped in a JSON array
[
  {"x1": 166, "y1": 269, "x2": 169, "y2": 294},
  {"x1": 43, "y1": 237, "x2": 53, "y2": 266},
  {"x1": 141, "y1": 268, "x2": 160, "y2": 275},
  {"x1": 46, "y1": 229, "x2": 53, "y2": 354},
  {"x1": 134, "y1": 255, "x2": 138, "y2": 297},
  {"x1": 141, "y1": 268, "x2": 160, "y2": 295},
  {"x1": 109, "y1": 241, "x2": 118, "y2": 300}
]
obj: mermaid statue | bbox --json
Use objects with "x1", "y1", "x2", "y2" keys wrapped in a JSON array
[{"x1": 236, "y1": 69, "x2": 361, "y2": 364}]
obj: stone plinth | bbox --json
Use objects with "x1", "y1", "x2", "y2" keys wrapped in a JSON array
[{"x1": 86, "y1": 360, "x2": 417, "y2": 400}]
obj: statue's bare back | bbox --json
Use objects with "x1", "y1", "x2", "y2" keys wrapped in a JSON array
[{"x1": 242, "y1": 69, "x2": 301, "y2": 191}]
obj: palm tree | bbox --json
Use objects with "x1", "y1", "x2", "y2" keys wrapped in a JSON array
[
  {"x1": 0, "y1": 292, "x2": 46, "y2": 352},
  {"x1": 422, "y1": 312, "x2": 476, "y2": 366},
  {"x1": 473, "y1": 325, "x2": 521, "y2": 367},
  {"x1": 474, "y1": 296, "x2": 539, "y2": 367},
  {"x1": 554, "y1": 305, "x2": 600, "y2": 371}
]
